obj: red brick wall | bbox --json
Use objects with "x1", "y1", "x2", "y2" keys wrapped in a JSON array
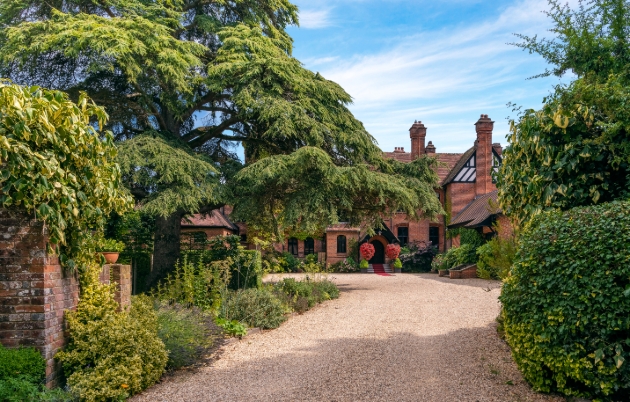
[
  {"x1": 0, "y1": 209, "x2": 133, "y2": 387},
  {"x1": 325, "y1": 230, "x2": 359, "y2": 265},
  {"x1": 0, "y1": 209, "x2": 78, "y2": 388},
  {"x1": 447, "y1": 182, "x2": 476, "y2": 218}
]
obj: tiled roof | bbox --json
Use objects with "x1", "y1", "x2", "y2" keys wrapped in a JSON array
[
  {"x1": 382, "y1": 151, "x2": 412, "y2": 163},
  {"x1": 182, "y1": 210, "x2": 239, "y2": 232},
  {"x1": 449, "y1": 190, "x2": 501, "y2": 229},
  {"x1": 441, "y1": 146, "x2": 476, "y2": 186},
  {"x1": 382, "y1": 152, "x2": 464, "y2": 182},
  {"x1": 326, "y1": 223, "x2": 360, "y2": 232}
]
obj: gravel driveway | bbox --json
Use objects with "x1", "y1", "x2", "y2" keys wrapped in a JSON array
[{"x1": 133, "y1": 273, "x2": 563, "y2": 402}]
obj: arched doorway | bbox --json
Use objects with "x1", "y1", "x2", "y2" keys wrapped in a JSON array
[{"x1": 369, "y1": 240, "x2": 385, "y2": 264}]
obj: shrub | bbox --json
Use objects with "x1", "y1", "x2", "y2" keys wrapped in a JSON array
[
  {"x1": 0, "y1": 377, "x2": 74, "y2": 402},
  {"x1": 220, "y1": 289, "x2": 287, "y2": 329},
  {"x1": 476, "y1": 235, "x2": 517, "y2": 280},
  {"x1": 153, "y1": 255, "x2": 230, "y2": 311},
  {"x1": 0, "y1": 345, "x2": 45, "y2": 384},
  {"x1": 279, "y1": 252, "x2": 300, "y2": 272},
  {"x1": 329, "y1": 257, "x2": 359, "y2": 272},
  {"x1": 215, "y1": 318, "x2": 247, "y2": 337},
  {"x1": 273, "y1": 278, "x2": 339, "y2": 314},
  {"x1": 501, "y1": 201, "x2": 630, "y2": 400},
  {"x1": 56, "y1": 281, "x2": 168, "y2": 401},
  {"x1": 447, "y1": 227, "x2": 485, "y2": 248},
  {"x1": 155, "y1": 303, "x2": 216, "y2": 370},
  {"x1": 393, "y1": 258, "x2": 402, "y2": 269},
  {"x1": 439, "y1": 243, "x2": 477, "y2": 270},
  {"x1": 399, "y1": 242, "x2": 438, "y2": 272},
  {"x1": 182, "y1": 236, "x2": 263, "y2": 290},
  {"x1": 360, "y1": 259, "x2": 368, "y2": 269}
]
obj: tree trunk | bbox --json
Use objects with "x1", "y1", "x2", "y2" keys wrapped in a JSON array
[{"x1": 147, "y1": 211, "x2": 183, "y2": 289}]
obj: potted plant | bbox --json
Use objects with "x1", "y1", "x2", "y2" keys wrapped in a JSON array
[
  {"x1": 392, "y1": 258, "x2": 403, "y2": 273},
  {"x1": 358, "y1": 259, "x2": 368, "y2": 273},
  {"x1": 385, "y1": 244, "x2": 402, "y2": 272},
  {"x1": 97, "y1": 238, "x2": 125, "y2": 264},
  {"x1": 359, "y1": 243, "x2": 375, "y2": 273}
]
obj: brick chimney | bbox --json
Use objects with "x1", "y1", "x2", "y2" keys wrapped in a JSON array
[
  {"x1": 492, "y1": 142, "x2": 502, "y2": 156},
  {"x1": 409, "y1": 120, "x2": 426, "y2": 159},
  {"x1": 425, "y1": 141, "x2": 436, "y2": 154},
  {"x1": 393, "y1": 147, "x2": 406, "y2": 153},
  {"x1": 474, "y1": 114, "x2": 495, "y2": 196}
]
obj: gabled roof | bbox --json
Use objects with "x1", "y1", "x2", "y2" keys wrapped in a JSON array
[
  {"x1": 448, "y1": 190, "x2": 501, "y2": 229},
  {"x1": 441, "y1": 146, "x2": 476, "y2": 186},
  {"x1": 182, "y1": 210, "x2": 239, "y2": 232},
  {"x1": 382, "y1": 152, "x2": 465, "y2": 182},
  {"x1": 360, "y1": 222, "x2": 400, "y2": 244}
]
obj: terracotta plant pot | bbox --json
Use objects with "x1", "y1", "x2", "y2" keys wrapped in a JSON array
[{"x1": 100, "y1": 252, "x2": 120, "y2": 264}]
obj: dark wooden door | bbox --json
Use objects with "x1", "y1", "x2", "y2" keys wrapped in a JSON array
[{"x1": 369, "y1": 241, "x2": 385, "y2": 264}]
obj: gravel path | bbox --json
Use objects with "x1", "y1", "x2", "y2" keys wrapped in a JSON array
[{"x1": 134, "y1": 274, "x2": 563, "y2": 402}]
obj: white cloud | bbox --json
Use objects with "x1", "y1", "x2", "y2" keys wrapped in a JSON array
[
  {"x1": 305, "y1": 0, "x2": 578, "y2": 152},
  {"x1": 299, "y1": 9, "x2": 333, "y2": 29}
]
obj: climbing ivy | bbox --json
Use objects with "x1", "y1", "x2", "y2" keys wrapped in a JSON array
[{"x1": 0, "y1": 80, "x2": 132, "y2": 272}]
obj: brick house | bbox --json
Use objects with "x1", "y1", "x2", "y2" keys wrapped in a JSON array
[{"x1": 182, "y1": 114, "x2": 508, "y2": 265}]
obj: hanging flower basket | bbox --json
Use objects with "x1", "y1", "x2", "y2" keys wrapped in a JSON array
[
  {"x1": 385, "y1": 244, "x2": 401, "y2": 260},
  {"x1": 359, "y1": 243, "x2": 375, "y2": 261}
]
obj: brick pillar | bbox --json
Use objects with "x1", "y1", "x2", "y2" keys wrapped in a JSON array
[
  {"x1": 0, "y1": 208, "x2": 79, "y2": 388},
  {"x1": 409, "y1": 121, "x2": 427, "y2": 159},
  {"x1": 425, "y1": 141, "x2": 436, "y2": 154},
  {"x1": 474, "y1": 114, "x2": 495, "y2": 196},
  {"x1": 108, "y1": 264, "x2": 131, "y2": 311}
]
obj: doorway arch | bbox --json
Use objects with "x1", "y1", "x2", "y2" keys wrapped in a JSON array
[{"x1": 369, "y1": 240, "x2": 385, "y2": 264}]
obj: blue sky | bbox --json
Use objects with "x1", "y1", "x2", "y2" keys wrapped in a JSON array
[{"x1": 283, "y1": 0, "x2": 574, "y2": 154}]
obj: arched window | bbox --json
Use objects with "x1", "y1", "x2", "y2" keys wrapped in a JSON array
[
  {"x1": 288, "y1": 237, "x2": 298, "y2": 256},
  {"x1": 337, "y1": 235, "x2": 347, "y2": 254},
  {"x1": 304, "y1": 237, "x2": 315, "y2": 255}
]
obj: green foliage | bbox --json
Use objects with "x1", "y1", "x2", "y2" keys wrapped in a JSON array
[
  {"x1": 220, "y1": 289, "x2": 287, "y2": 330},
  {"x1": 56, "y1": 282, "x2": 167, "y2": 401},
  {"x1": 215, "y1": 318, "x2": 247, "y2": 338},
  {"x1": 155, "y1": 303, "x2": 216, "y2": 370},
  {"x1": 440, "y1": 244, "x2": 477, "y2": 270},
  {"x1": 393, "y1": 258, "x2": 402, "y2": 269},
  {"x1": 499, "y1": 0, "x2": 630, "y2": 225},
  {"x1": 399, "y1": 242, "x2": 438, "y2": 273},
  {"x1": 0, "y1": 81, "x2": 131, "y2": 273},
  {"x1": 116, "y1": 134, "x2": 219, "y2": 218},
  {"x1": 501, "y1": 201, "x2": 630, "y2": 400},
  {"x1": 183, "y1": 235, "x2": 262, "y2": 290},
  {"x1": 95, "y1": 238, "x2": 125, "y2": 253},
  {"x1": 272, "y1": 278, "x2": 339, "y2": 314},
  {"x1": 280, "y1": 252, "x2": 300, "y2": 273},
  {"x1": 476, "y1": 236, "x2": 517, "y2": 280},
  {"x1": 233, "y1": 146, "x2": 444, "y2": 238},
  {"x1": 447, "y1": 228, "x2": 485, "y2": 248},
  {"x1": 329, "y1": 257, "x2": 359, "y2": 273},
  {"x1": 360, "y1": 259, "x2": 369, "y2": 269},
  {"x1": 153, "y1": 255, "x2": 230, "y2": 312},
  {"x1": 0, "y1": 345, "x2": 45, "y2": 385},
  {"x1": 0, "y1": 378, "x2": 74, "y2": 402},
  {"x1": 0, "y1": 0, "x2": 442, "y2": 246}
]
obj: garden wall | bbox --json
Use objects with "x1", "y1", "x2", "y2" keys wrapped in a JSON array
[{"x1": 0, "y1": 208, "x2": 131, "y2": 387}]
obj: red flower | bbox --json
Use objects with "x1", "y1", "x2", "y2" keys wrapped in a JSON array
[
  {"x1": 360, "y1": 243, "x2": 375, "y2": 260},
  {"x1": 385, "y1": 244, "x2": 401, "y2": 260}
]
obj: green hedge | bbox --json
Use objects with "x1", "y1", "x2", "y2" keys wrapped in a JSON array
[{"x1": 501, "y1": 201, "x2": 630, "y2": 400}]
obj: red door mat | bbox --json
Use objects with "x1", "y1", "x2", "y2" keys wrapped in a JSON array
[{"x1": 372, "y1": 264, "x2": 392, "y2": 276}]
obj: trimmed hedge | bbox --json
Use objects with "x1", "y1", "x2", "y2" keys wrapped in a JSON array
[{"x1": 501, "y1": 201, "x2": 630, "y2": 400}]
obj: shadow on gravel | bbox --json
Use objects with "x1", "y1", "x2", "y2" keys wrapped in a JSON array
[
  {"x1": 411, "y1": 273, "x2": 503, "y2": 290},
  {"x1": 133, "y1": 323, "x2": 563, "y2": 402}
]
